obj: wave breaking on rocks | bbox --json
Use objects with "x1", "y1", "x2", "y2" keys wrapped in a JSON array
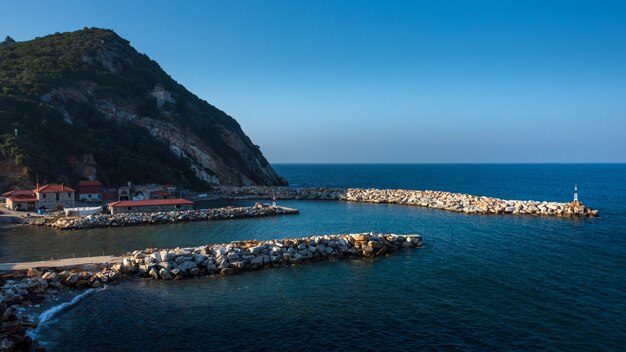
[{"x1": 0, "y1": 232, "x2": 421, "y2": 350}]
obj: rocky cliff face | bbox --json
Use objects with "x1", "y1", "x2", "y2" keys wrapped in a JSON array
[{"x1": 0, "y1": 28, "x2": 287, "y2": 189}]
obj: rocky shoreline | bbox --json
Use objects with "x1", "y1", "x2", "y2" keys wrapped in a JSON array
[
  {"x1": 47, "y1": 204, "x2": 298, "y2": 230},
  {"x1": 0, "y1": 232, "x2": 421, "y2": 350},
  {"x1": 217, "y1": 186, "x2": 599, "y2": 217}
]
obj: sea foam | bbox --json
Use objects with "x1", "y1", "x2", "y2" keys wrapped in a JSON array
[{"x1": 27, "y1": 285, "x2": 107, "y2": 342}]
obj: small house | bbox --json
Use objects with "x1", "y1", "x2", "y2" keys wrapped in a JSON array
[
  {"x1": 79, "y1": 180, "x2": 103, "y2": 202},
  {"x1": 107, "y1": 198, "x2": 194, "y2": 214},
  {"x1": 4, "y1": 190, "x2": 37, "y2": 211},
  {"x1": 34, "y1": 184, "x2": 75, "y2": 210}
]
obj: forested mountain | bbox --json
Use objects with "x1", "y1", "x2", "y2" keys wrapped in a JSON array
[{"x1": 0, "y1": 28, "x2": 287, "y2": 190}]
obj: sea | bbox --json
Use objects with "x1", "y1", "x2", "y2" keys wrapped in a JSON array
[{"x1": 1, "y1": 164, "x2": 625, "y2": 351}]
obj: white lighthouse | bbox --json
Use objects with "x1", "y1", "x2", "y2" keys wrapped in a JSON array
[{"x1": 573, "y1": 184, "x2": 579, "y2": 204}]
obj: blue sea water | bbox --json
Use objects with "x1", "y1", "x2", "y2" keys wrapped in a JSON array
[{"x1": 5, "y1": 164, "x2": 626, "y2": 351}]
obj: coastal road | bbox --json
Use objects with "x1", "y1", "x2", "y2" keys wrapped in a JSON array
[{"x1": 0, "y1": 255, "x2": 119, "y2": 271}]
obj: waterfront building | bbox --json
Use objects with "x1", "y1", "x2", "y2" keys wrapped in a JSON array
[
  {"x1": 107, "y1": 198, "x2": 194, "y2": 214},
  {"x1": 33, "y1": 184, "x2": 75, "y2": 210},
  {"x1": 3, "y1": 190, "x2": 37, "y2": 211},
  {"x1": 79, "y1": 180, "x2": 103, "y2": 202}
]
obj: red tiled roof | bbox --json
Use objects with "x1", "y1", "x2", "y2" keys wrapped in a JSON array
[
  {"x1": 9, "y1": 196, "x2": 38, "y2": 203},
  {"x1": 107, "y1": 198, "x2": 194, "y2": 207},
  {"x1": 34, "y1": 184, "x2": 75, "y2": 193},
  {"x1": 3, "y1": 190, "x2": 35, "y2": 197},
  {"x1": 79, "y1": 180, "x2": 103, "y2": 186}
]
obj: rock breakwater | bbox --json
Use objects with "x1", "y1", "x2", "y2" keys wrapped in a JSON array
[
  {"x1": 217, "y1": 186, "x2": 598, "y2": 217},
  {"x1": 124, "y1": 232, "x2": 422, "y2": 280},
  {"x1": 0, "y1": 232, "x2": 421, "y2": 350},
  {"x1": 48, "y1": 204, "x2": 299, "y2": 230}
]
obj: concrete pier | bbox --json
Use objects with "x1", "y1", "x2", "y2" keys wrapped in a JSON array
[{"x1": 0, "y1": 256, "x2": 118, "y2": 271}]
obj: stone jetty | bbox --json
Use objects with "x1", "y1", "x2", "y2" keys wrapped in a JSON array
[
  {"x1": 125, "y1": 232, "x2": 422, "y2": 279},
  {"x1": 0, "y1": 232, "x2": 421, "y2": 350},
  {"x1": 48, "y1": 204, "x2": 299, "y2": 230},
  {"x1": 217, "y1": 186, "x2": 599, "y2": 217}
]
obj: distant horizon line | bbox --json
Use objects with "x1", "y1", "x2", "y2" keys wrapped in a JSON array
[{"x1": 271, "y1": 162, "x2": 626, "y2": 165}]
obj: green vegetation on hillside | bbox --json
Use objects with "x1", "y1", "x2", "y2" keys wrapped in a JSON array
[
  {"x1": 0, "y1": 94, "x2": 204, "y2": 189},
  {"x1": 0, "y1": 28, "x2": 277, "y2": 190}
]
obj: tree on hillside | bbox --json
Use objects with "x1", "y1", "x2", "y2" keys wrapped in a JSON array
[{"x1": 2, "y1": 36, "x2": 16, "y2": 44}]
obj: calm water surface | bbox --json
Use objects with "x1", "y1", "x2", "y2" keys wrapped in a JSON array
[{"x1": 2, "y1": 164, "x2": 625, "y2": 351}]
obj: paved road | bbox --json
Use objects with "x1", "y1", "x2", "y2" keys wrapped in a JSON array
[
  {"x1": 0, "y1": 207, "x2": 47, "y2": 225},
  {"x1": 0, "y1": 255, "x2": 119, "y2": 271}
]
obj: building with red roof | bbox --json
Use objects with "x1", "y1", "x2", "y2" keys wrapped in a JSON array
[
  {"x1": 3, "y1": 189, "x2": 36, "y2": 198},
  {"x1": 3, "y1": 190, "x2": 37, "y2": 211},
  {"x1": 79, "y1": 180, "x2": 103, "y2": 202},
  {"x1": 34, "y1": 184, "x2": 75, "y2": 210},
  {"x1": 3, "y1": 184, "x2": 77, "y2": 211},
  {"x1": 107, "y1": 198, "x2": 194, "y2": 214},
  {"x1": 33, "y1": 184, "x2": 76, "y2": 193}
]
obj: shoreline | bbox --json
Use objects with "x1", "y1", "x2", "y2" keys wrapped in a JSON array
[
  {"x1": 3, "y1": 185, "x2": 597, "y2": 232},
  {"x1": 0, "y1": 232, "x2": 422, "y2": 350}
]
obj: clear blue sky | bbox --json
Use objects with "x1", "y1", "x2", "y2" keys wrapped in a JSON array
[{"x1": 1, "y1": 0, "x2": 625, "y2": 163}]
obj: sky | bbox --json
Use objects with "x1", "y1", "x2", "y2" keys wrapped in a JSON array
[{"x1": 1, "y1": 0, "x2": 625, "y2": 163}]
